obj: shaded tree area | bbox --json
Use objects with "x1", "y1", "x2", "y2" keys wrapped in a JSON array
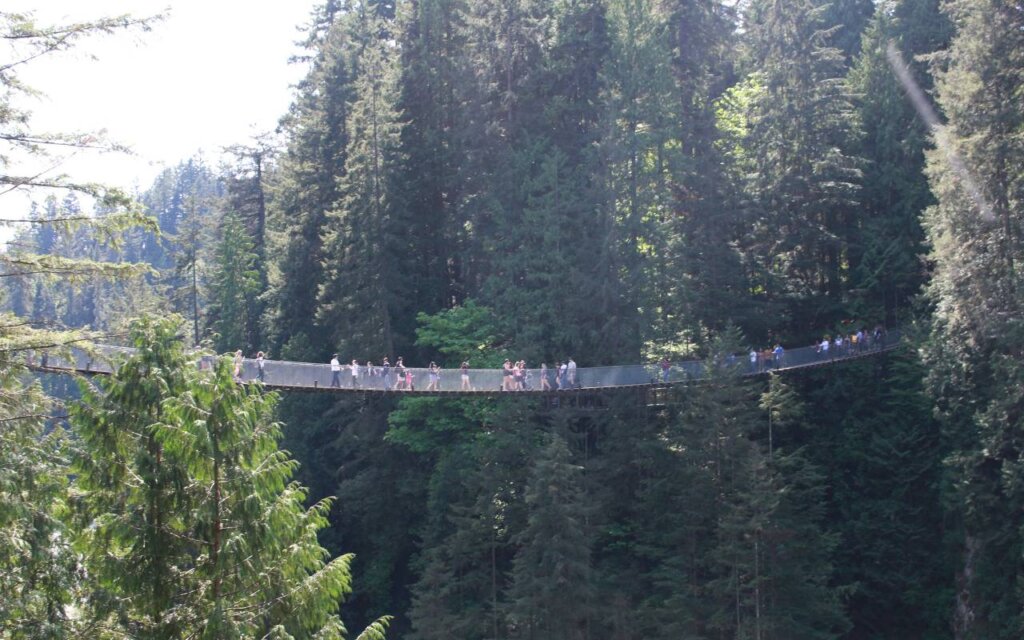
[{"x1": 252, "y1": 1, "x2": 964, "y2": 638}]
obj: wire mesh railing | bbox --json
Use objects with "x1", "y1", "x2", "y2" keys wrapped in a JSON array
[{"x1": 25, "y1": 329, "x2": 900, "y2": 394}]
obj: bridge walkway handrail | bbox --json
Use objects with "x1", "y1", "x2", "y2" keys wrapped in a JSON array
[{"x1": 23, "y1": 330, "x2": 901, "y2": 394}]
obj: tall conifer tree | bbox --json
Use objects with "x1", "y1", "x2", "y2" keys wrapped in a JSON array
[
  {"x1": 741, "y1": 0, "x2": 865, "y2": 332},
  {"x1": 318, "y1": 2, "x2": 407, "y2": 358},
  {"x1": 267, "y1": 6, "x2": 353, "y2": 360},
  {"x1": 73, "y1": 316, "x2": 389, "y2": 638},
  {"x1": 847, "y1": 0, "x2": 950, "y2": 323},
  {"x1": 922, "y1": 0, "x2": 1024, "y2": 636}
]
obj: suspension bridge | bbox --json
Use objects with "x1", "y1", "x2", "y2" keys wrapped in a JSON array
[{"x1": 25, "y1": 330, "x2": 901, "y2": 397}]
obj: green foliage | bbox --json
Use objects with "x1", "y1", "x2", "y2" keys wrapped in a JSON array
[
  {"x1": 71, "y1": 316, "x2": 384, "y2": 638},
  {"x1": 0, "y1": 370, "x2": 77, "y2": 638},
  {"x1": 413, "y1": 300, "x2": 507, "y2": 366},
  {"x1": 207, "y1": 211, "x2": 261, "y2": 353},
  {"x1": 740, "y1": 0, "x2": 866, "y2": 331},
  {"x1": 507, "y1": 431, "x2": 594, "y2": 639},
  {"x1": 264, "y1": 8, "x2": 353, "y2": 359},
  {"x1": 317, "y1": 2, "x2": 408, "y2": 359},
  {"x1": 847, "y1": 0, "x2": 950, "y2": 324},
  {"x1": 922, "y1": 0, "x2": 1024, "y2": 636}
]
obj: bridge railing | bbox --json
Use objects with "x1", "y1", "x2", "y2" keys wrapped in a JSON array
[{"x1": 26, "y1": 329, "x2": 900, "y2": 392}]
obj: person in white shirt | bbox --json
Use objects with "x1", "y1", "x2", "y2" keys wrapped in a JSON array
[
  {"x1": 567, "y1": 357, "x2": 577, "y2": 388},
  {"x1": 350, "y1": 359, "x2": 360, "y2": 387},
  {"x1": 330, "y1": 354, "x2": 342, "y2": 387}
]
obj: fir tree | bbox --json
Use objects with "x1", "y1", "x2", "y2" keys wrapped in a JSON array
[
  {"x1": 741, "y1": 0, "x2": 865, "y2": 332},
  {"x1": 72, "y1": 316, "x2": 390, "y2": 638},
  {"x1": 266, "y1": 8, "x2": 353, "y2": 361},
  {"x1": 506, "y1": 431, "x2": 594, "y2": 640},
  {"x1": 847, "y1": 0, "x2": 950, "y2": 324},
  {"x1": 0, "y1": 371, "x2": 77, "y2": 638},
  {"x1": 206, "y1": 211, "x2": 261, "y2": 354},
  {"x1": 318, "y1": 2, "x2": 407, "y2": 359},
  {"x1": 922, "y1": 0, "x2": 1024, "y2": 636}
]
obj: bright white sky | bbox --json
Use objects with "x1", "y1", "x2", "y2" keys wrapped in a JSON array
[{"x1": 8, "y1": 0, "x2": 320, "y2": 195}]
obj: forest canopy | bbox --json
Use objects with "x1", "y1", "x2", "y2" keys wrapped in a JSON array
[{"x1": 3, "y1": 0, "x2": 1024, "y2": 639}]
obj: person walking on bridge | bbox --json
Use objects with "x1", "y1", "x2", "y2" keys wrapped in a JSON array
[
  {"x1": 394, "y1": 357, "x2": 406, "y2": 390},
  {"x1": 330, "y1": 354, "x2": 342, "y2": 388},
  {"x1": 461, "y1": 361, "x2": 471, "y2": 390},
  {"x1": 350, "y1": 359, "x2": 360, "y2": 388},
  {"x1": 426, "y1": 362, "x2": 440, "y2": 391},
  {"x1": 567, "y1": 357, "x2": 577, "y2": 388},
  {"x1": 382, "y1": 358, "x2": 392, "y2": 389}
]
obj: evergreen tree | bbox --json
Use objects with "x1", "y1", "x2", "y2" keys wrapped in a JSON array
[
  {"x1": 395, "y1": 0, "x2": 470, "y2": 315},
  {"x1": 820, "y1": 0, "x2": 876, "y2": 63},
  {"x1": 741, "y1": 0, "x2": 865, "y2": 333},
  {"x1": 72, "y1": 316, "x2": 389, "y2": 638},
  {"x1": 222, "y1": 137, "x2": 276, "y2": 351},
  {"x1": 506, "y1": 431, "x2": 594, "y2": 640},
  {"x1": 0, "y1": 371, "x2": 77, "y2": 638},
  {"x1": 922, "y1": 0, "x2": 1024, "y2": 636},
  {"x1": 660, "y1": 0, "x2": 748, "y2": 339},
  {"x1": 207, "y1": 211, "x2": 261, "y2": 354},
  {"x1": 318, "y1": 2, "x2": 407, "y2": 358},
  {"x1": 601, "y1": 0, "x2": 679, "y2": 345},
  {"x1": 266, "y1": 6, "x2": 353, "y2": 360},
  {"x1": 847, "y1": 0, "x2": 950, "y2": 324}
]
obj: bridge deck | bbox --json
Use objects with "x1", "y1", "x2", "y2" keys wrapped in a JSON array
[{"x1": 25, "y1": 331, "x2": 900, "y2": 395}]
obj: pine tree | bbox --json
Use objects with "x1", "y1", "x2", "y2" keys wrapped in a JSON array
[
  {"x1": 266, "y1": 6, "x2": 353, "y2": 361},
  {"x1": 0, "y1": 371, "x2": 78, "y2": 638},
  {"x1": 206, "y1": 211, "x2": 261, "y2": 354},
  {"x1": 506, "y1": 431, "x2": 594, "y2": 640},
  {"x1": 847, "y1": 0, "x2": 950, "y2": 324},
  {"x1": 602, "y1": 0, "x2": 679, "y2": 344},
  {"x1": 660, "y1": 0, "x2": 748, "y2": 339},
  {"x1": 741, "y1": 0, "x2": 865, "y2": 332},
  {"x1": 222, "y1": 137, "x2": 276, "y2": 350},
  {"x1": 922, "y1": 0, "x2": 1024, "y2": 636},
  {"x1": 72, "y1": 316, "x2": 389, "y2": 638},
  {"x1": 318, "y1": 2, "x2": 407, "y2": 359},
  {"x1": 395, "y1": 0, "x2": 471, "y2": 315}
]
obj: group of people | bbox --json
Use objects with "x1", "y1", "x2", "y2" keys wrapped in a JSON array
[
  {"x1": 330, "y1": 355, "x2": 416, "y2": 390},
  {"x1": 502, "y1": 358, "x2": 578, "y2": 392},
  {"x1": 815, "y1": 325, "x2": 887, "y2": 359},
  {"x1": 233, "y1": 349, "x2": 265, "y2": 381},
  {"x1": 322, "y1": 354, "x2": 581, "y2": 392},
  {"x1": 747, "y1": 343, "x2": 786, "y2": 374},
  {"x1": 233, "y1": 324, "x2": 889, "y2": 390}
]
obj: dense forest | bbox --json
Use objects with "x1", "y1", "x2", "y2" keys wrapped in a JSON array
[{"x1": 2, "y1": 0, "x2": 1023, "y2": 638}]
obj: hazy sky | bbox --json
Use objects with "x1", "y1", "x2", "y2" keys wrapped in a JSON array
[{"x1": 9, "y1": 0, "x2": 320, "y2": 194}]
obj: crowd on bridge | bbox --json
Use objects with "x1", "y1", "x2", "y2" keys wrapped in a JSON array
[
  {"x1": 314, "y1": 355, "x2": 581, "y2": 392},
  {"x1": 224, "y1": 324, "x2": 890, "y2": 391}
]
